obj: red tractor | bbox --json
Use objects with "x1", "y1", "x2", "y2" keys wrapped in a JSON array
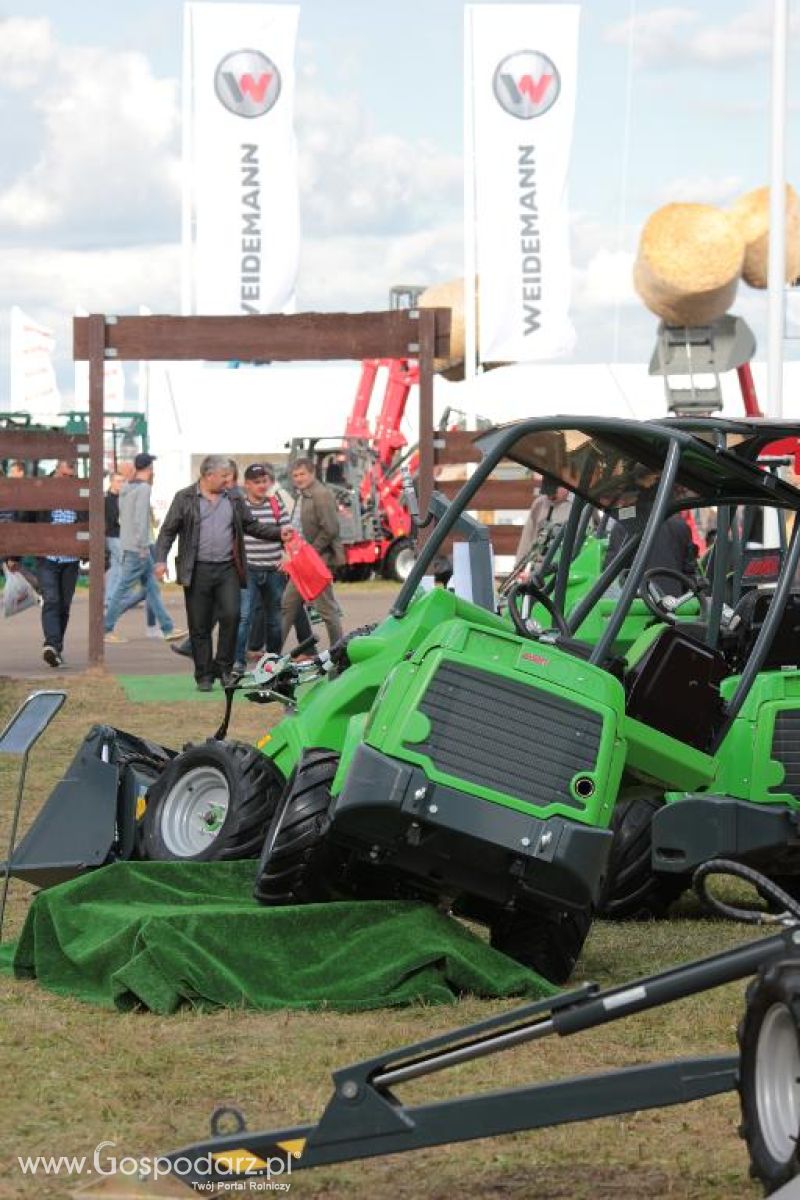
[{"x1": 286, "y1": 358, "x2": 420, "y2": 582}]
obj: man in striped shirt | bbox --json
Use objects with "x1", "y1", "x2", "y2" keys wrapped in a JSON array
[{"x1": 234, "y1": 463, "x2": 291, "y2": 674}]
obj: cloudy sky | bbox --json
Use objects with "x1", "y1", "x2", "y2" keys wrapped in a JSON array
[{"x1": 0, "y1": 0, "x2": 797, "y2": 394}]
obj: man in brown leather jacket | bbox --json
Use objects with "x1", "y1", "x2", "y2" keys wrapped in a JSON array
[
  {"x1": 280, "y1": 458, "x2": 344, "y2": 650},
  {"x1": 154, "y1": 455, "x2": 282, "y2": 690}
]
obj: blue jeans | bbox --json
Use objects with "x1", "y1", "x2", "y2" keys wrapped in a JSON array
[
  {"x1": 236, "y1": 567, "x2": 286, "y2": 664},
  {"x1": 37, "y1": 559, "x2": 79, "y2": 652},
  {"x1": 105, "y1": 550, "x2": 174, "y2": 635},
  {"x1": 105, "y1": 537, "x2": 122, "y2": 608}
]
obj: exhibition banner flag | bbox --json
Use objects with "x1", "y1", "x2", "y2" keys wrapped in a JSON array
[
  {"x1": 183, "y1": 2, "x2": 300, "y2": 315},
  {"x1": 465, "y1": 4, "x2": 580, "y2": 362},
  {"x1": 8, "y1": 306, "x2": 61, "y2": 414}
]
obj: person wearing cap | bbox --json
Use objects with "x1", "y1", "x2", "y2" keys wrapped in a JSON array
[
  {"x1": 232, "y1": 462, "x2": 292, "y2": 673},
  {"x1": 104, "y1": 453, "x2": 185, "y2": 644}
]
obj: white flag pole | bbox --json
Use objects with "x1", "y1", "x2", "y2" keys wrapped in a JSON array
[
  {"x1": 766, "y1": 0, "x2": 788, "y2": 418},
  {"x1": 463, "y1": 5, "x2": 479, "y2": 383}
]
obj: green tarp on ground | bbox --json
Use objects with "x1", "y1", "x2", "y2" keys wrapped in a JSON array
[
  {"x1": 0, "y1": 860, "x2": 555, "y2": 1013},
  {"x1": 114, "y1": 674, "x2": 244, "y2": 703}
]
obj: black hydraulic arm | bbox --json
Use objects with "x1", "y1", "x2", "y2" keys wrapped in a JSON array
[{"x1": 162, "y1": 927, "x2": 799, "y2": 1190}]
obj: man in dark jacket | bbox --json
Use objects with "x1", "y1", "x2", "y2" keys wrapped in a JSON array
[
  {"x1": 154, "y1": 454, "x2": 283, "y2": 690},
  {"x1": 33, "y1": 458, "x2": 88, "y2": 668},
  {"x1": 280, "y1": 458, "x2": 344, "y2": 650}
]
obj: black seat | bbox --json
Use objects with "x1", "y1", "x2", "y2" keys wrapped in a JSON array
[
  {"x1": 624, "y1": 626, "x2": 728, "y2": 751},
  {"x1": 735, "y1": 590, "x2": 800, "y2": 671}
]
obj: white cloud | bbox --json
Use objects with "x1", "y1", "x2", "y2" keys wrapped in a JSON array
[
  {"x1": 654, "y1": 173, "x2": 744, "y2": 205},
  {"x1": 0, "y1": 243, "x2": 181, "y2": 390},
  {"x1": 295, "y1": 80, "x2": 462, "y2": 237},
  {"x1": 604, "y1": 7, "x2": 699, "y2": 66},
  {"x1": 0, "y1": 17, "x2": 55, "y2": 88},
  {"x1": 0, "y1": 21, "x2": 181, "y2": 244},
  {"x1": 605, "y1": 2, "x2": 792, "y2": 68},
  {"x1": 297, "y1": 223, "x2": 463, "y2": 311},
  {"x1": 572, "y1": 248, "x2": 638, "y2": 311}
]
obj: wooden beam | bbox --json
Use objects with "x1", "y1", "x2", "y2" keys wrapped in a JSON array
[
  {"x1": 0, "y1": 478, "x2": 90, "y2": 509},
  {"x1": 74, "y1": 310, "x2": 452, "y2": 363},
  {"x1": 437, "y1": 479, "x2": 534, "y2": 508},
  {"x1": 1, "y1": 524, "x2": 89, "y2": 555},
  {"x1": 432, "y1": 429, "x2": 483, "y2": 464},
  {"x1": 87, "y1": 315, "x2": 105, "y2": 669},
  {"x1": 0, "y1": 432, "x2": 89, "y2": 460}
]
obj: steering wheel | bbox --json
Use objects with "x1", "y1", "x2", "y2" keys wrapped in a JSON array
[
  {"x1": 638, "y1": 568, "x2": 708, "y2": 626},
  {"x1": 507, "y1": 581, "x2": 570, "y2": 640}
]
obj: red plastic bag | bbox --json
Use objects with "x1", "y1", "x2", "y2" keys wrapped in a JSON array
[{"x1": 281, "y1": 532, "x2": 333, "y2": 602}]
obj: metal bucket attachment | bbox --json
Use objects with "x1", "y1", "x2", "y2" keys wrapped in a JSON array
[{"x1": 1, "y1": 725, "x2": 175, "y2": 889}]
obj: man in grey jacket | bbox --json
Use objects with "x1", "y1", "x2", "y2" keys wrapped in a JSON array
[{"x1": 104, "y1": 454, "x2": 184, "y2": 644}]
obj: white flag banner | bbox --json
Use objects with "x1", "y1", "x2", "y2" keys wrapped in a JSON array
[
  {"x1": 73, "y1": 360, "x2": 126, "y2": 411},
  {"x1": 466, "y1": 4, "x2": 580, "y2": 363},
  {"x1": 8, "y1": 306, "x2": 61, "y2": 414},
  {"x1": 183, "y1": 2, "x2": 300, "y2": 316}
]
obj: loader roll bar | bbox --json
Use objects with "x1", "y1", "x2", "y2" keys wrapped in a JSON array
[
  {"x1": 711, "y1": 513, "x2": 800, "y2": 752},
  {"x1": 705, "y1": 503, "x2": 731, "y2": 649},
  {"x1": 393, "y1": 415, "x2": 800, "y2": 620},
  {"x1": 589, "y1": 438, "x2": 681, "y2": 665}
]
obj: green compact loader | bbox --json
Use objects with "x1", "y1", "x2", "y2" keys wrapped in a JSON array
[{"x1": 7, "y1": 416, "x2": 800, "y2": 983}]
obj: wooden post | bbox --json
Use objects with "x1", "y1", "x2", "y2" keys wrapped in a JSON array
[
  {"x1": 417, "y1": 307, "x2": 436, "y2": 534},
  {"x1": 87, "y1": 315, "x2": 106, "y2": 668}
]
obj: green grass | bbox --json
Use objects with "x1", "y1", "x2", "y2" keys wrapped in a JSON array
[{"x1": 0, "y1": 674, "x2": 768, "y2": 1199}]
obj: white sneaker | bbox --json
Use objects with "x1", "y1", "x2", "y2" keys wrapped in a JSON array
[{"x1": 146, "y1": 626, "x2": 160, "y2": 639}]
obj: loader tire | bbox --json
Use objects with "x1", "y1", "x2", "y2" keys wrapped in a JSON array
[
  {"x1": 383, "y1": 538, "x2": 416, "y2": 582},
  {"x1": 253, "y1": 749, "x2": 342, "y2": 905},
  {"x1": 139, "y1": 740, "x2": 283, "y2": 862},
  {"x1": 490, "y1": 905, "x2": 592, "y2": 986},
  {"x1": 738, "y1": 961, "x2": 800, "y2": 1193},
  {"x1": 597, "y1": 789, "x2": 687, "y2": 920}
]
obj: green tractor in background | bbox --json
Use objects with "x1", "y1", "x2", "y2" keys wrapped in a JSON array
[{"x1": 8, "y1": 416, "x2": 800, "y2": 985}]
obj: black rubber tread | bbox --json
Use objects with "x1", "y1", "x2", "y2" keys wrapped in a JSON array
[
  {"x1": 253, "y1": 749, "x2": 341, "y2": 905},
  {"x1": 328, "y1": 624, "x2": 379, "y2": 673},
  {"x1": 139, "y1": 739, "x2": 283, "y2": 862},
  {"x1": 738, "y1": 961, "x2": 800, "y2": 1194},
  {"x1": 383, "y1": 537, "x2": 415, "y2": 582},
  {"x1": 598, "y1": 788, "x2": 687, "y2": 920},
  {"x1": 336, "y1": 564, "x2": 373, "y2": 582},
  {"x1": 490, "y1": 905, "x2": 593, "y2": 986}
]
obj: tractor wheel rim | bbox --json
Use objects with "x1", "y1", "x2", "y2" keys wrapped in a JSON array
[
  {"x1": 394, "y1": 546, "x2": 416, "y2": 581},
  {"x1": 160, "y1": 766, "x2": 230, "y2": 857},
  {"x1": 755, "y1": 1001, "x2": 800, "y2": 1164}
]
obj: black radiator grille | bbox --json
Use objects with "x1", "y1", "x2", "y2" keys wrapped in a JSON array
[
  {"x1": 414, "y1": 660, "x2": 603, "y2": 810},
  {"x1": 772, "y1": 709, "x2": 800, "y2": 799}
]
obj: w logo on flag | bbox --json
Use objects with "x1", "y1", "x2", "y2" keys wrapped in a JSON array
[
  {"x1": 215, "y1": 49, "x2": 282, "y2": 118},
  {"x1": 493, "y1": 50, "x2": 561, "y2": 119}
]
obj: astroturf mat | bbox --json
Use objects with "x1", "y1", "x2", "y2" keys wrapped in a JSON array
[
  {"x1": 115, "y1": 674, "x2": 246, "y2": 703},
  {"x1": 0, "y1": 860, "x2": 556, "y2": 1013}
]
